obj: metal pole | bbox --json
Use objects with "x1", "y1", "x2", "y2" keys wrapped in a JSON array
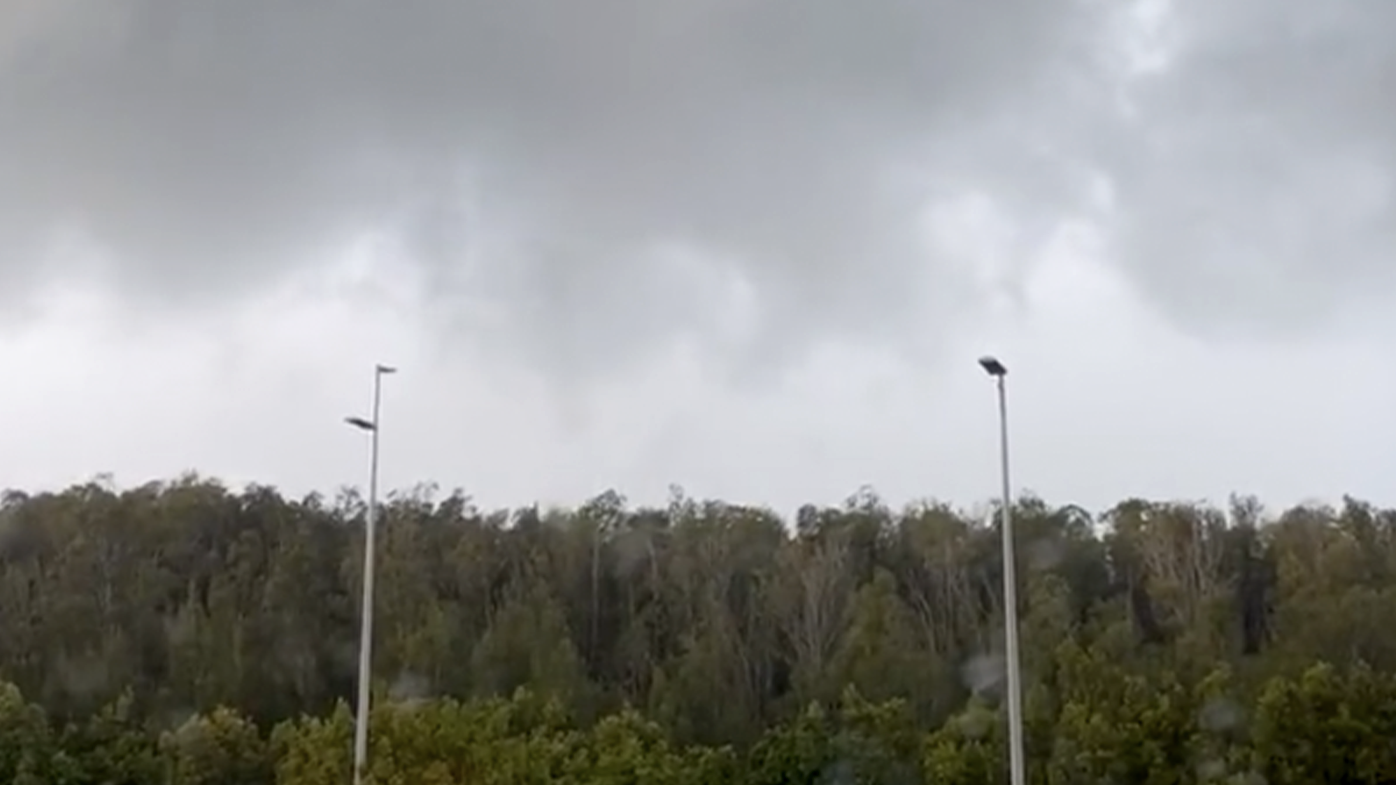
[
  {"x1": 352, "y1": 368, "x2": 385, "y2": 785},
  {"x1": 995, "y1": 373, "x2": 1026, "y2": 785}
]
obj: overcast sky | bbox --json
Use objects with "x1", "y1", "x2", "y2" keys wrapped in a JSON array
[{"x1": 1, "y1": 0, "x2": 1393, "y2": 516}]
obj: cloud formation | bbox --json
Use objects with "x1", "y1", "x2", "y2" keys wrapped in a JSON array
[
  {"x1": 0, "y1": 0, "x2": 1116, "y2": 380},
  {"x1": 1104, "y1": 0, "x2": 1396, "y2": 335},
  {"x1": 2, "y1": 0, "x2": 1391, "y2": 382}
]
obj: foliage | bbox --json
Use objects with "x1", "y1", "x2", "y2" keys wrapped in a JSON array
[{"x1": 5, "y1": 478, "x2": 1396, "y2": 780}]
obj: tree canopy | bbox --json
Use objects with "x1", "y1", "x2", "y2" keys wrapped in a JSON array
[{"x1": 3, "y1": 475, "x2": 1396, "y2": 782}]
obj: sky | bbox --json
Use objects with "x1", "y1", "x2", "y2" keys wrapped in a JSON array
[{"x1": 0, "y1": 0, "x2": 1393, "y2": 517}]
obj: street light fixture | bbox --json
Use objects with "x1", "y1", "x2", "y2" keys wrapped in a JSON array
[
  {"x1": 979, "y1": 355, "x2": 1025, "y2": 785},
  {"x1": 347, "y1": 363, "x2": 395, "y2": 785}
]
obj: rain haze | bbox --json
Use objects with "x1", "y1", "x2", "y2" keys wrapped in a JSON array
[{"x1": 1, "y1": 0, "x2": 1394, "y2": 515}]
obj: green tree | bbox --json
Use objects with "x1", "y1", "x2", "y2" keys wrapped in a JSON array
[
  {"x1": 1249, "y1": 663, "x2": 1396, "y2": 784},
  {"x1": 0, "y1": 681, "x2": 51, "y2": 785},
  {"x1": 161, "y1": 706, "x2": 271, "y2": 785}
]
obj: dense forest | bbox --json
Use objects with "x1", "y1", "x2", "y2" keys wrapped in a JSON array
[{"x1": 2, "y1": 475, "x2": 1396, "y2": 783}]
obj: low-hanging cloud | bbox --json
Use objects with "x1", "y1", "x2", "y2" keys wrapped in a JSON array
[
  {"x1": 1, "y1": 0, "x2": 1392, "y2": 383},
  {"x1": 1103, "y1": 0, "x2": 1396, "y2": 336},
  {"x1": 0, "y1": 0, "x2": 1115, "y2": 381}
]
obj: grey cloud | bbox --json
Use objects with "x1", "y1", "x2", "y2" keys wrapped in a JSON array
[
  {"x1": 0, "y1": 0, "x2": 1115, "y2": 382},
  {"x1": 7, "y1": 1, "x2": 1393, "y2": 381},
  {"x1": 1103, "y1": 0, "x2": 1396, "y2": 337}
]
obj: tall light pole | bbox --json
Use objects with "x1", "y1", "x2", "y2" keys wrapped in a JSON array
[
  {"x1": 979, "y1": 355, "x2": 1025, "y2": 785},
  {"x1": 345, "y1": 363, "x2": 396, "y2": 785}
]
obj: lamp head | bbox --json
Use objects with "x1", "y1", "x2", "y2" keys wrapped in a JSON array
[
  {"x1": 345, "y1": 416, "x2": 376, "y2": 432},
  {"x1": 978, "y1": 356, "x2": 1007, "y2": 377}
]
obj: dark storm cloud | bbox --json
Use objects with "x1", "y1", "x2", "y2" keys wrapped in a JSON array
[
  {"x1": 1104, "y1": 0, "x2": 1396, "y2": 336},
  {"x1": 11, "y1": 1, "x2": 1389, "y2": 381},
  {"x1": 0, "y1": 0, "x2": 1117, "y2": 379}
]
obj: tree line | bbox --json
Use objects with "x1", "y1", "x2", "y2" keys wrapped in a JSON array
[{"x1": 2, "y1": 475, "x2": 1395, "y2": 782}]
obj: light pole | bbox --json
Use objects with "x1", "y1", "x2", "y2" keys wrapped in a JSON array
[
  {"x1": 978, "y1": 355, "x2": 1025, "y2": 785},
  {"x1": 345, "y1": 363, "x2": 396, "y2": 785}
]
